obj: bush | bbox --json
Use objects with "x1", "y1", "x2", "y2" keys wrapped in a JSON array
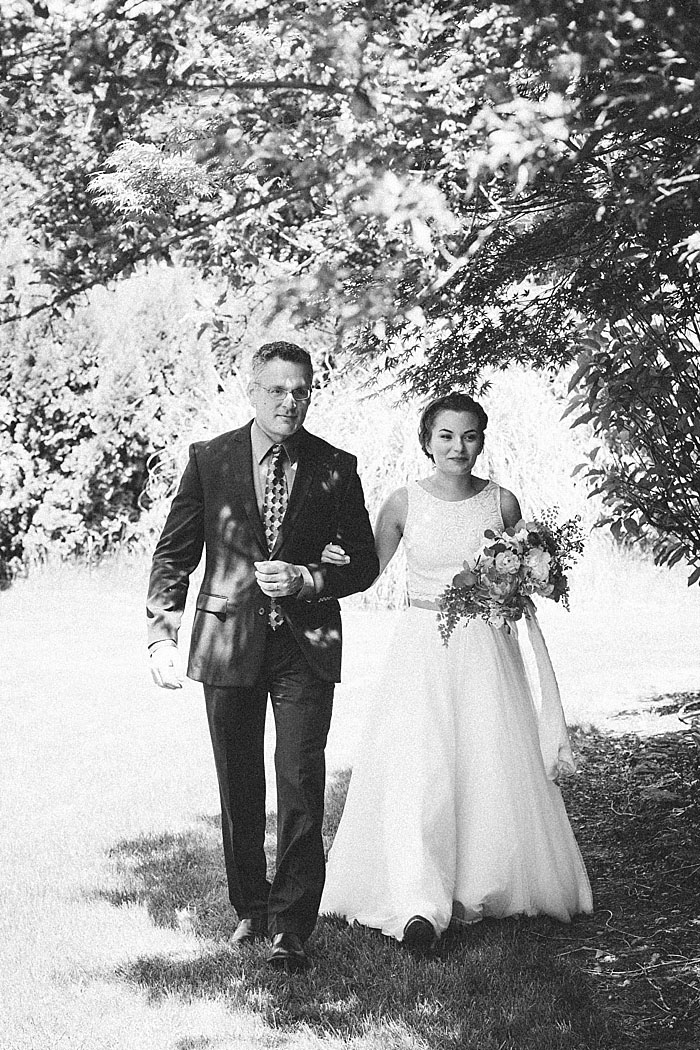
[{"x1": 0, "y1": 267, "x2": 219, "y2": 578}]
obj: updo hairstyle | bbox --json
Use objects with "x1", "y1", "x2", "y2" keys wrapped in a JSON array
[{"x1": 418, "y1": 392, "x2": 488, "y2": 461}]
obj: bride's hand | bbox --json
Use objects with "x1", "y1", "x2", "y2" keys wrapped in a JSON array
[{"x1": 321, "y1": 542, "x2": 350, "y2": 565}]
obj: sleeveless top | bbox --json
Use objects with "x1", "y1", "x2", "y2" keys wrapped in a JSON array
[
  {"x1": 404, "y1": 479, "x2": 504, "y2": 602},
  {"x1": 403, "y1": 479, "x2": 575, "y2": 779}
]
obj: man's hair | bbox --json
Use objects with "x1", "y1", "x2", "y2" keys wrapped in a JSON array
[
  {"x1": 418, "y1": 392, "x2": 488, "y2": 460},
  {"x1": 251, "y1": 341, "x2": 313, "y2": 382}
]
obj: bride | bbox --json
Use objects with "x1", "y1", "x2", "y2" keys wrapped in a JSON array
[{"x1": 320, "y1": 392, "x2": 593, "y2": 949}]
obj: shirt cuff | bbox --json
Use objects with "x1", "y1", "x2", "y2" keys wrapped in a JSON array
[{"x1": 296, "y1": 565, "x2": 316, "y2": 599}]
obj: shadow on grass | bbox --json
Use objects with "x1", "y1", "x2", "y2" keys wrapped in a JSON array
[
  {"x1": 98, "y1": 819, "x2": 236, "y2": 940},
  {"x1": 98, "y1": 770, "x2": 610, "y2": 1049},
  {"x1": 119, "y1": 914, "x2": 606, "y2": 1050},
  {"x1": 97, "y1": 770, "x2": 352, "y2": 942},
  {"x1": 99, "y1": 729, "x2": 700, "y2": 1049}
]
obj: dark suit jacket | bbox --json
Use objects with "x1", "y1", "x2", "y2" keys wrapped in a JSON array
[{"x1": 147, "y1": 422, "x2": 379, "y2": 686}]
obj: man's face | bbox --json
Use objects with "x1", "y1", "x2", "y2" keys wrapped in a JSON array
[{"x1": 248, "y1": 358, "x2": 312, "y2": 443}]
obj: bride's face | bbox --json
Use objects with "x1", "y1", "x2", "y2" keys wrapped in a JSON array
[{"x1": 427, "y1": 410, "x2": 484, "y2": 475}]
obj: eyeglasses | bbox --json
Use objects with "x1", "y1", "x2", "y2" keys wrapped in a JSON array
[{"x1": 256, "y1": 383, "x2": 312, "y2": 403}]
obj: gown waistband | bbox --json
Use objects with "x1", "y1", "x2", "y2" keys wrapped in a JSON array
[{"x1": 409, "y1": 598, "x2": 439, "y2": 610}]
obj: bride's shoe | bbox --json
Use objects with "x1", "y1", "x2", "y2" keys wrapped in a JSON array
[{"x1": 402, "y1": 915, "x2": 437, "y2": 951}]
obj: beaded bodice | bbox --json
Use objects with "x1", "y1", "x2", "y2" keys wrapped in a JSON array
[{"x1": 404, "y1": 480, "x2": 504, "y2": 602}]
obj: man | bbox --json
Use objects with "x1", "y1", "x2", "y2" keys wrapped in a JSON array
[{"x1": 147, "y1": 341, "x2": 379, "y2": 970}]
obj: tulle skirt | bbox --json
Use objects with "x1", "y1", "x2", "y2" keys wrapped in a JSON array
[{"x1": 321, "y1": 606, "x2": 593, "y2": 940}]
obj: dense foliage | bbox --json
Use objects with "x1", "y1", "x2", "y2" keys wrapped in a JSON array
[
  {"x1": 566, "y1": 317, "x2": 700, "y2": 579},
  {"x1": 1, "y1": 0, "x2": 699, "y2": 576},
  {"x1": 0, "y1": 274, "x2": 218, "y2": 579}
]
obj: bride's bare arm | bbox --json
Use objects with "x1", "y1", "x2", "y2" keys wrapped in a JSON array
[
  {"x1": 321, "y1": 487, "x2": 407, "y2": 576},
  {"x1": 374, "y1": 487, "x2": 408, "y2": 575},
  {"x1": 500, "y1": 487, "x2": 523, "y2": 529}
]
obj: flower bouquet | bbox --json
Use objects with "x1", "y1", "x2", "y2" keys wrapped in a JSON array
[{"x1": 437, "y1": 509, "x2": 585, "y2": 645}]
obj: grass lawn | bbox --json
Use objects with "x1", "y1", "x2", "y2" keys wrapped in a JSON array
[{"x1": 1, "y1": 558, "x2": 699, "y2": 1049}]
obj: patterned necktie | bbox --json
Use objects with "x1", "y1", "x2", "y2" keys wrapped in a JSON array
[{"x1": 262, "y1": 443, "x2": 287, "y2": 628}]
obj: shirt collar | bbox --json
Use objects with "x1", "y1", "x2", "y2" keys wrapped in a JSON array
[{"x1": 251, "y1": 420, "x2": 302, "y2": 465}]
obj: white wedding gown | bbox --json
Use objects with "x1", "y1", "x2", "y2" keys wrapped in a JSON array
[{"x1": 321, "y1": 480, "x2": 593, "y2": 939}]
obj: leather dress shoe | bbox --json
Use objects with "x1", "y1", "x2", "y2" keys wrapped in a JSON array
[
  {"x1": 267, "y1": 931, "x2": 308, "y2": 970},
  {"x1": 231, "y1": 916, "x2": 268, "y2": 945},
  {"x1": 402, "y1": 915, "x2": 437, "y2": 951}
]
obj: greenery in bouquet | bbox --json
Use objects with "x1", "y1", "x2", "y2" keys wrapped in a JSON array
[{"x1": 437, "y1": 509, "x2": 585, "y2": 645}]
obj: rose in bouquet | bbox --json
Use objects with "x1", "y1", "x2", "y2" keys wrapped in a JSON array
[{"x1": 437, "y1": 508, "x2": 584, "y2": 645}]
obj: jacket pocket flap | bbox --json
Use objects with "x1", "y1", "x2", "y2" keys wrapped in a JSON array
[{"x1": 196, "y1": 593, "x2": 228, "y2": 620}]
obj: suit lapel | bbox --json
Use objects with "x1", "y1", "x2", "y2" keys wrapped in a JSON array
[
  {"x1": 230, "y1": 424, "x2": 268, "y2": 556},
  {"x1": 272, "y1": 429, "x2": 317, "y2": 558}
]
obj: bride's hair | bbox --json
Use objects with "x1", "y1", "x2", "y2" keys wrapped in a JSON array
[{"x1": 418, "y1": 393, "x2": 488, "y2": 459}]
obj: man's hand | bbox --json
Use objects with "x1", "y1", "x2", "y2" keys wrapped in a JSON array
[
  {"x1": 254, "y1": 560, "x2": 304, "y2": 597},
  {"x1": 321, "y1": 542, "x2": 350, "y2": 565},
  {"x1": 149, "y1": 643, "x2": 185, "y2": 689}
]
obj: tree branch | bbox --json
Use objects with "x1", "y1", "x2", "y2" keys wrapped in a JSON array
[
  {"x1": 170, "y1": 77, "x2": 346, "y2": 96},
  {"x1": 2, "y1": 177, "x2": 328, "y2": 326}
]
